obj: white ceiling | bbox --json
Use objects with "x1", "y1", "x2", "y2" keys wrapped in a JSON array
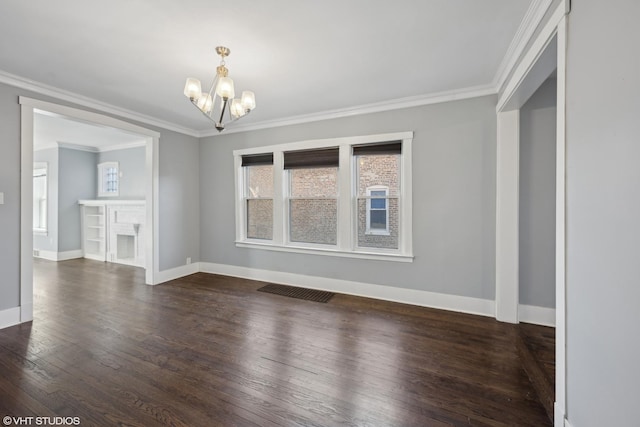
[
  {"x1": 34, "y1": 111, "x2": 147, "y2": 151},
  {"x1": 0, "y1": 0, "x2": 533, "y2": 134}
]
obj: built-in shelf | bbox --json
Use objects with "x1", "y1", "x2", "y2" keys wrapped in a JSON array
[{"x1": 79, "y1": 200, "x2": 145, "y2": 267}]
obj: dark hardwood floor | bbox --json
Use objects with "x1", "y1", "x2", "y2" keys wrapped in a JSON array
[{"x1": 0, "y1": 259, "x2": 552, "y2": 426}]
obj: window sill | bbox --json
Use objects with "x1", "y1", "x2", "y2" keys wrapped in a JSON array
[
  {"x1": 235, "y1": 240, "x2": 413, "y2": 263},
  {"x1": 33, "y1": 229, "x2": 47, "y2": 236},
  {"x1": 365, "y1": 230, "x2": 391, "y2": 236}
]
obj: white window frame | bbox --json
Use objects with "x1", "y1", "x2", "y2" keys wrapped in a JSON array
[
  {"x1": 98, "y1": 161, "x2": 119, "y2": 197},
  {"x1": 365, "y1": 185, "x2": 390, "y2": 235},
  {"x1": 33, "y1": 162, "x2": 48, "y2": 235},
  {"x1": 233, "y1": 131, "x2": 413, "y2": 263}
]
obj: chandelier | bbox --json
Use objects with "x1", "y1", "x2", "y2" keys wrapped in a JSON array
[{"x1": 183, "y1": 46, "x2": 256, "y2": 132}]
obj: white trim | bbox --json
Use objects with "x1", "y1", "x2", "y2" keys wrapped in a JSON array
[
  {"x1": 495, "y1": 109, "x2": 520, "y2": 323},
  {"x1": 20, "y1": 104, "x2": 34, "y2": 323},
  {"x1": 98, "y1": 141, "x2": 147, "y2": 152},
  {"x1": 518, "y1": 304, "x2": 555, "y2": 327},
  {"x1": 235, "y1": 241, "x2": 413, "y2": 262},
  {"x1": 1, "y1": 70, "x2": 197, "y2": 137},
  {"x1": 78, "y1": 199, "x2": 146, "y2": 206},
  {"x1": 53, "y1": 140, "x2": 147, "y2": 153},
  {"x1": 200, "y1": 262, "x2": 495, "y2": 317},
  {"x1": 493, "y1": 0, "x2": 554, "y2": 93},
  {"x1": 33, "y1": 249, "x2": 83, "y2": 261},
  {"x1": 56, "y1": 142, "x2": 99, "y2": 153},
  {"x1": 555, "y1": 14, "x2": 568, "y2": 427},
  {"x1": 232, "y1": 131, "x2": 414, "y2": 157},
  {"x1": 57, "y1": 250, "x2": 84, "y2": 261},
  {"x1": 555, "y1": 404, "x2": 567, "y2": 427},
  {"x1": 154, "y1": 262, "x2": 201, "y2": 285},
  {"x1": 207, "y1": 86, "x2": 496, "y2": 137},
  {"x1": 564, "y1": 419, "x2": 573, "y2": 427},
  {"x1": 497, "y1": 0, "x2": 570, "y2": 112},
  {"x1": 20, "y1": 97, "x2": 161, "y2": 138},
  {"x1": 20, "y1": 303, "x2": 33, "y2": 323},
  {"x1": 0, "y1": 307, "x2": 21, "y2": 330},
  {"x1": 20, "y1": 97, "x2": 159, "y2": 316}
]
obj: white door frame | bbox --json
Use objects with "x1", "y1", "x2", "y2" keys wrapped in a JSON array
[
  {"x1": 494, "y1": 1, "x2": 570, "y2": 426},
  {"x1": 19, "y1": 97, "x2": 161, "y2": 322}
]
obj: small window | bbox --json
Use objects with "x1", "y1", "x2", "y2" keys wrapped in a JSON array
[
  {"x1": 33, "y1": 162, "x2": 48, "y2": 234},
  {"x1": 98, "y1": 162, "x2": 119, "y2": 197},
  {"x1": 366, "y1": 186, "x2": 389, "y2": 234}
]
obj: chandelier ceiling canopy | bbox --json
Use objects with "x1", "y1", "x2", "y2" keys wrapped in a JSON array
[{"x1": 183, "y1": 46, "x2": 256, "y2": 132}]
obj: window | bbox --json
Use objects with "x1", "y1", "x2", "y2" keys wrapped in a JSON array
[
  {"x1": 366, "y1": 186, "x2": 389, "y2": 234},
  {"x1": 234, "y1": 132, "x2": 413, "y2": 262},
  {"x1": 354, "y1": 143, "x2": 401, "y2": 249},
  {"x1": 243, "y1": 153, "x2": 274, "y2": 240},
  {"x1": 98, "y1": 161, "x2": 119, "y2": 197},
  {"x1": 33, "y1": 162, "x2": 47, "y2": 234}
]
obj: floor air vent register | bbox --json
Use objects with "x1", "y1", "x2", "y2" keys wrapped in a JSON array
[{"x1": 257, "y1": 284, "x2": 335, "y2": 303}]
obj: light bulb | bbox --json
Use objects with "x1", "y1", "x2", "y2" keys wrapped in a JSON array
[
  {"x1": 231, "y1": 99, "x2": 245, "y2": 118},
  {"x1": 196, "y1": 93, "x2": 213, "y2": 113},
  {"x1": 241, "y1": 91, "x2": 256, "y2": 110},
  {"x1": 183, "y1": 78, "x2": 201, "y2": 100},
  {"x1": 215, "y1": 77, "x2": 235, "y2": 99}
]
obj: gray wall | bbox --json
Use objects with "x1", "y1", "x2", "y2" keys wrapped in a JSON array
[
  {"x1": 97, "y1": 146, "x2": 145, "y2": 200},
  {"x1": 0, "y1": 84, "x2": 21, "y2": 311},
  {"x1": 519, "y1": 77, "x2": 556, "y2": 308},
  {"x1": 566, "y1": 1, "x2": 640, "y2": 425},
  {"x1": 159, "y1": 130, "x2": 201, "y2": 270},
  {"x1": 200, "y1": 95, "x2": 497, "y2": 300},
  {"x1": 58, "y1": 147, "x2": 96, "y2": 252},
  {"x1": 33, "y1": 148, "x2": 59, "y2": 253}
]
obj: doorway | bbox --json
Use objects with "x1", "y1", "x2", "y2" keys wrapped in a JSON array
[{"x1": 19, "y1": 97, "x2": 160, "y2": 324}]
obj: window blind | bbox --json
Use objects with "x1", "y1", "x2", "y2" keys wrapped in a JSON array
[
  {"x1": 352, "y1": 141, "x2": 402, "y2": 156},
  {"x1": 241, "y1": 153, "x2": 274, "y2": 166},
  {"x1": 283, "y1": 147, "x2": 339, "y2": 169}
]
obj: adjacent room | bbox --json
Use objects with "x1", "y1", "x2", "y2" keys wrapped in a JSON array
[{"x1": 0, "y1": 1, "x2": 638, "y2": 427}]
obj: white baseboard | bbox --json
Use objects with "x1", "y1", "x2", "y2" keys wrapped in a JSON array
[
  {"x1": 33, "y1": 249, "x2": 83, "y2": 262},
  {"x1": 154, "y1": 262, "x2": 200, "y2": 285},
  {"x1": 0, "y1": 306, "x2": 21, "y2": 330},
  {"x1": 20, "y1": 302, "x2": 33, "y2": 323},
  {"x1": 199, "y1": 262, "x2": 495, "y2": 317},
  {"x1": 57, "y1": 249, "x2": 83, "y2": 261},
  {"x1": 555, "y1": 403, "x2": 566, "y2": 427},
  {"x1": 519, "y1": 304, "x2": 556, "y2": 327}
]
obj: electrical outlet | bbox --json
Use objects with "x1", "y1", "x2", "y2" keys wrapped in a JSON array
[{"x1": 186, "y1": 257, "x2": 191, "y2": 265}]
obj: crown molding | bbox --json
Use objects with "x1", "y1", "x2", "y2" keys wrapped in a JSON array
[
  {"x1": 35, "y1": 140, "x2": 146, "y2": 153},
  {"x1": 0, "y1": 69, "x2": 199, "y2": 137},
  {"x1": 200, "y1": 84, "x2": 497, "y2": 137},
  {"x1": 492, "y1": 0, "x2": 554, "y2": 94},
  {"x1": 4, "y1": 0, "x2": 553, "y2": 142},
  {"x1": 96, "y1": 140, "x2": 147, "y2": 152},
  {"x1": 57, "y1": 142, "x2": 99, "y2": 152}
]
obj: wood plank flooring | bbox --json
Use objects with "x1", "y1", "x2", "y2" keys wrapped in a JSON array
[{"x1": 0, "y1": 259, "x2": 552, "y2": 426}]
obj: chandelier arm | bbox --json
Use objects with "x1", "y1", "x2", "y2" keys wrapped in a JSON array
[{"x1": 218, "y1": 98, "x2": 229, "y2": 124}]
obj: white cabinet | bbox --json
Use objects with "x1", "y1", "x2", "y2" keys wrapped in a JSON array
[{"x1": 79, "y1": 200, "x2": 145, "y2": 267}]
